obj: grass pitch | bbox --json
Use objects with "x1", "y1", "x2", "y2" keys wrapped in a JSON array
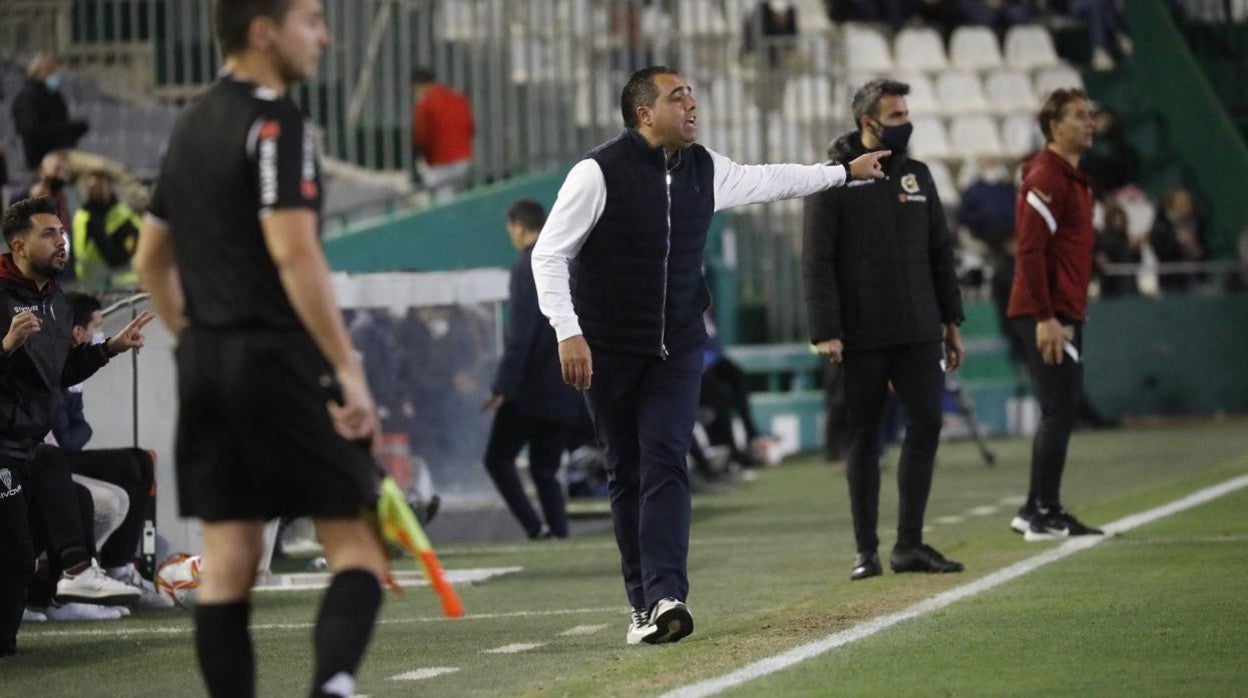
[{"x1": 8, "y1": 420, "x2": 1248, "y2": 697}]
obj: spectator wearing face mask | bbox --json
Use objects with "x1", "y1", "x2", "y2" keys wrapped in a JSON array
[
  {"x1": 11, "y1": 54, "x2": 89, "y2": 171},
  {"x1": 72, "y1": 170, "x2": 141, "y2": 292},
  {"x1": 17, "y1": 152, "x2": 76, "y2": 237}
]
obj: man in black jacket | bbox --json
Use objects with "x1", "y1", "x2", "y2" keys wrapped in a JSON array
[
  {"x1": 482, "y1": 199, "x2": 586, "y2": 540},
  {"x1": 10, "y1": 54, "x2": 89, "y2": 171},
  {"x1": 0, "y1": 196, "x2": 151, "y2": 656},
  {"x1": 802, "y1": 79, "x2": 966, "y2": 581}
]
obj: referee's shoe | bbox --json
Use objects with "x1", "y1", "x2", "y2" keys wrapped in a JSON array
[{"x1": 889, "y1": 544, "x2": 964, "y2": 574}]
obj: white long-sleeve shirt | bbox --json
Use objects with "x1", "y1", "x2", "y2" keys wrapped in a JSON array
[{"x1": 531, "y1": 148, "x2": 848, "y2": 341}]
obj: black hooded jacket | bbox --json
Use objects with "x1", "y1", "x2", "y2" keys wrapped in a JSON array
[
  {"x1": 0, "y1": 254, "x2": 111, "y2": 458},
  {"x1": 802, "y1": 132, "x2": 963, "y2": 351}
]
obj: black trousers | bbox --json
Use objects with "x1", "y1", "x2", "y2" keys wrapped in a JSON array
[
  {"x1": 701, "y1": 357, "x2": 763, "y2": 445},
  {"x1": 843, "y1": 340, "x2": 945, "y2": 554},
  {"x1": 585, "y1": 347, "x2": 702, "y2": 611},
  {"x1": 483, "y1": 402, "x2": 570, "y2": 538},
  {"x1": 66, "y1": 448, "x2": 155, "y2": 569},
  {"x1": 0, "y1": 456, "x2": 33, "y2": 657},
  {"x1": 20, "y1": 446, "x2": 95, "y2": 571},
  {"x1": 1012, "y1": 317, "x2": 1083, "y2": 510}
]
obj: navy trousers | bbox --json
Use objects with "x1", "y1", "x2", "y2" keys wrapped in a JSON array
[
  {"x1": 584, "y1": 347, "x2": 702, "y2": 612},
  {"x1": 483, "y1": 401, "x2": 570, "y2": 538}
]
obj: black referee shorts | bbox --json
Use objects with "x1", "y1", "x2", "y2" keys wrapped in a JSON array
[{"x1": 174, "y1": 326, "x2": 378, "y2": 522}]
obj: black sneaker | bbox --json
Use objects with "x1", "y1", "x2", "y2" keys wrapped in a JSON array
[
  {"x1": 890, "y1": 544, "x2": 965, "y2": 574},
  {"x1": 1010, "y1": 503, "x2": 1036, "y2": 535},
  {"x1": 645, "y1": 597, "x2": 693, "y2": 644},
  {"x1": 1024, "y1": 509, "x2": 1070, "y2": 541},
  {"x1": 1058, "y1": 510, "x2": 1104, "y2": 536},
  {"x1": 850, "y1": 552, "x2": 882, "y2": 581}
]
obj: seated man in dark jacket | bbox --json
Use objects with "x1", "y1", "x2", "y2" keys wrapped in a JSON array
[
  {"x1": 802, "y1": 79, "x2": 966, "y2": 582},
  {"x1": 482, "y1": 199, "x2": 586, "y2": 539},
  {"x1": 0, "y1": 197, "x2": 152, "y2": 654}
]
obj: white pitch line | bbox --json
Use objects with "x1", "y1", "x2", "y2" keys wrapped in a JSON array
[
  {"x1": 22, "y1": 606, "x2": 622, "y2": 639},
  {"x1": 932, "y1": 515, "x2": 965, "y2": 525},
  {"x1": 999, "y1": 495, "x2": 1028, "y2": 506},
  {"x1": 561, "y1": 624, "x2": 611, "y2": 637},
  {"x1": 967, "y1": 505, "x2": 1000, "y2": 516},
  {"x1": 389, "y1": 668, "x2": 459, "y2": 681},
  {"x1": 484, "y1": 642, "x2": 545, "y2": 654},
  {"x1": 661, "y1": 473, "x2": 1248, "y2": 698}
]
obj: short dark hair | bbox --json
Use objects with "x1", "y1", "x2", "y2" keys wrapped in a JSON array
[
  {"x1": 851, "y1": 79, "x2": 910, "y2": 128},
  {"x1": 1038, "y1": 88, "x2": 1089, "y2": 142},
  {"x1": 620, "y1": 66, "x2": 680, "y2": 129},
  {"x1": 67, "y1": 292, "x2": 102, "y2": 330},
  {"x1": 506, "y1": 198, "x2": 546, "y2": 233},
  {"x1": 410, "y1": 67, "x2": 435, "y2": 85},
  {"x1": 1, "y1": 196, "x2": 58, "y2": 245},
  {"x1": 214, "y1": 0, "x2": 295, "y2": 57}
]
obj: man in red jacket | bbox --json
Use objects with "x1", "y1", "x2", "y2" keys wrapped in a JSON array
[
  {"x1": 1006, "y1": 88, "x2": 1104, "y2": 541},
  {"x1": 410, "y1": 67, "x2": 474, "y2": 203}
]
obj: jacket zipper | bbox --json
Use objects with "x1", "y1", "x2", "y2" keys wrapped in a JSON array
[{"x1": 660, "y1": 169, "x2": 672, "y2": 359}]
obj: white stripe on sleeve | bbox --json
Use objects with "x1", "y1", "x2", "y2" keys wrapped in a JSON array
[{"x1": 1025, "y1": 190, "x2": 1058, "y2": 235}]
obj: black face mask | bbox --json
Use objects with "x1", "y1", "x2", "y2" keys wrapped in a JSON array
[
  {"x1": 45, "y1": 176, "x2": 66, "y2": 194},
  {"x1": 869, "y1": 120, "x2": 913, "y2": 154}
]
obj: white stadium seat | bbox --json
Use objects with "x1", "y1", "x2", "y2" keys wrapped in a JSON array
[
  {"x1": 926, "y1": 160, "x2": 959, "y2": 206},
  {"x1": 1004, "y1": 25, "x2": 1061, "y2": 71},
  {"x1": 950, "y1": 26, "x2": 1003, "y2": 72},
  {"x1": 893, "y1": 27, "x2": 948, "y2": 73},
  {"x1": 1001, "y1": 112, "x2": 1043, "y2": 158},
  {"x1": 909, "y1": 115, "x2": 953, "y2": 161},
  {"x1": 1033, "y1": 65, "x2": 1085, "y2": 98},
  {"x1": 949, "y1": 114, "x2": 1006, "y2": 159},
  {"x1": 936, "y1": 71, "x2": 990, "y2": 114},
  {"x1": 844, "y1": 24, "x2": 893, "y2": 74},
  {"x1": 984, "y1": 69, "x2": 1037, "y2": 114}
]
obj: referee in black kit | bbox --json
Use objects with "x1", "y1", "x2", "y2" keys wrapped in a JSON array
[
  {"x1": 134, "y1": 2, "x2": 388, "y2": 696},
  {"x1": 533, "y1": 66, "x2": 889, "y2": 645},
  {"x1": 802, "y1": 79, "x2": 966, "y2": 581}
]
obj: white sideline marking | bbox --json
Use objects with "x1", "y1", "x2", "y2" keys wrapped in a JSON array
[
  {"x1": 389, "y1": 668, "x2": 459, "y2": 681},
  {"x1": 1000, "y1": 495, "x2": 1028, "y2": 506},
  {"x1": 932, "y1": 515, "x2": 964, "y2": 525},
  {"x1": 484, "y1": 642, "x2": 545, "y2": 654},
  {"x1": 561, "y1": 624, "x2": 611, "y2": 636},
  {"x1": 661, "y1": 473, "x2": 1248, "y2": 698},
  {"x1": 968, "y1": 505, "x2": 1000, "y2": 516},
  {"x1": 253, "y1": 566, "x2": 521, "y2": 592},
  {"x1": 22, "y1": 606, "x2": 622, "y2": 639}
]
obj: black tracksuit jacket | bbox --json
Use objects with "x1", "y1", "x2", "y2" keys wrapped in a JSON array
[{"x1": 802, "y1": 132, "x2": 964, "y2": 351}]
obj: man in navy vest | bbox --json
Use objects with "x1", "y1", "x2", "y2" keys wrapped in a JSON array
[{"x1": 532, "y1": 66, "x2": 889, "y2": 646}]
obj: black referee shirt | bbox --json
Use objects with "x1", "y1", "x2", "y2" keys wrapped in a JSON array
[{"x1": 148, "y1": 75, "x2": 323, "y2": 331}]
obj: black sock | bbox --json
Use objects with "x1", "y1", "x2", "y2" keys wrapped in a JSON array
[
  {"x1": 60, "y1": 546, "x2": 89, "y2": 575},
  {"x1": 195, "y1": 601, "x2": 254, "y2": 698},
  {"x1": 311, "y1": 569, "x2": 382, "y2": 697}
]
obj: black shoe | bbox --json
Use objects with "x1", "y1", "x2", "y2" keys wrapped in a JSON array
[
  {"x1": 890, "y1": 544, "x2": 965, "y2": 574},
  {"x1": 850, "y1": 552, "x2": 882, "y2": 581},
  {"x1": 1057, "y1": 509, "x2": 1103, "y2": 536},
  {"x1": 1024, "y1": 509, "x2": 1070, "y2": 542},
  {"x1": 1010, "y1": 503, "x2": 1036, "y2": 535}
]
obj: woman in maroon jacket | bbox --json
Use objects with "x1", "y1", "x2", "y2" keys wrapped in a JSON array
[{"x1": 1006, "y1": 89, "x2": 1104, "y2": 541}]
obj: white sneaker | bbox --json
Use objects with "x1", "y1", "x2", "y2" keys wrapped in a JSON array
[
  {"x1": 107, "y1": 564, "x2": 175, "y2": 609},
  {"x1": 22, "y1": 608, "x2": 48, "y2": 623},
  {"x1": 45, "y1": 602, "x2": 124, "y2": 621},
  {"x1": 56, "y1": 560, "x2": 140, "y2": 606},
  {"x1": 626, "y1": 607, "x2": 658, "y2": 645},
  {"x1": 646, "y1": 598, "x2": 694, "y2": 644}
]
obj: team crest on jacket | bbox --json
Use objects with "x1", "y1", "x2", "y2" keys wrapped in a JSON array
[
  {"x1": 901, "y1": 174, "x2": 920, "y2": 194},
  {"x1": 0, "y1": 468, "x2": 11, "y2": 491}
]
